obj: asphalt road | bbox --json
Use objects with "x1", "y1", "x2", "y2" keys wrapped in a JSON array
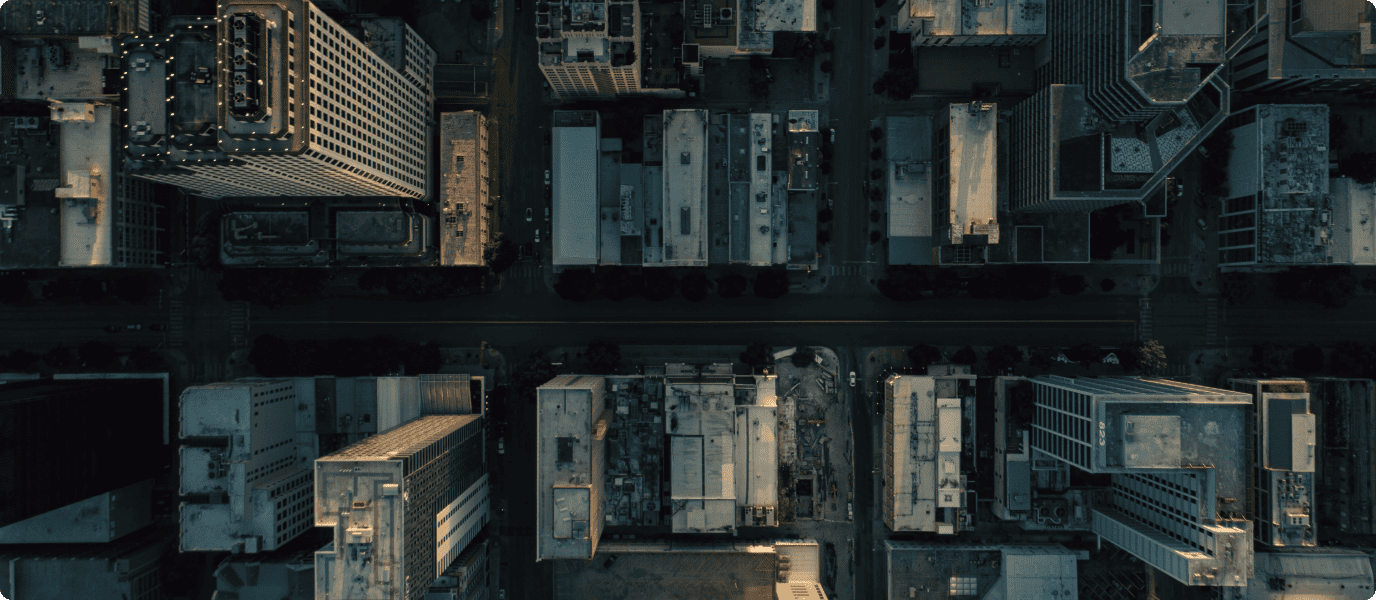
[{"x1": 828, "y1": 0, "x2": 879, "y2": 284}]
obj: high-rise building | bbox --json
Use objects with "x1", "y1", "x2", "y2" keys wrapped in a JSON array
[
  {"x1": 315, "y1": 414, "x2": 488, "y2": 600},
  {"x1": 894, "y1": 0, "x2": 1046, "y2": 46},
  {"x1": 439, "y1": 112, "x2": 494, "y2": 267},
  {"x1": 1009, "y1": 0, "x2": 1232, "y2": 213},
  {"x1": 1230, "y1": 1, "x2": 1376, "y2": 94},
  {"x1": 882, "y1": 370, "x2": 976, "y2": 534},
  {"x1": 122, "y1": 0, "x2": 434, "y2": 199},
  {"x1": 0, "y1": 378, "x2": 166, "y2": 542},
  {"x1": 179, "y1": 379, "x2": 316, "y2": 554},
  {"x1": 535, "y1": 0, "x2": 646, "y2": 99},
  {"x1": 1029, "y1": 376, "x2": 1254, "y2": 587},
  {"x1": 423, "y1": 535, "x2": 489, "y2": 600},
  {"x1": 1229, "y1": 378, "x2": 1317, "y2": 548},
  {"x1": 1307, "y1": 377, "x2": 1376, "y2": 537},
  {"x1": 0, "y1": 521, "x2": 172, "y2": 600}
]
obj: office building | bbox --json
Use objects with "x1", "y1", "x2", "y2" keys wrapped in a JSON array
[
  {"x1": 654, "y1": 109, "x2": 709, "y2": 267},
  {"x1": 552, "y1": 111, "x2": 602, "y2": 267},
  {"x1": 315, "y1": 414, "x2": 488, "y2": 600},
  {"x1": 1229, "y1": 379, "x2": 1316, "y2": 548},
  {"x1": 439, "y1": 112, "x2": 494, "y2": 267},
  {"x1": 0, "y1": 522, "x2": 171, "y2": 600},
  {"x1": 884, "y1": 542, "x2": 1080, "y2": 600},
  {"x1": 895, "y1": 0, "x2": 1047, "y2": 46},
  {"x1": 535, "y1": 0, "x2": 647, "y2": 99},
  {"x1": 681, "y1": 0, "x2": 818, "y2": 62},
  {"x1": 214, "y1": 543, "x2": 319, "y2": 600},
  {"x1": 1009, "y1": 0, "x2": 1232, "y2": 213},
  {"x1": 423, "y1": 535, "x2": 489, "y2": 600},
  {"x1": 1214, "y1": 105, "x2": 1355, "y2": 269},
  {"x1": 1224, "y1": 549, "x2": 1375, "y2": 600},
  {"x1": 1231, "y1": 1, "x2": 1376, "y2": 94},
  {"x1": 554, "y1": 540, "x2": 825, "y2": 600},
  {"x1": 180, "y1": 375, "x2": 484, "y2": 554},
  {"x1": 885, "y1": 116, "x2": 935, "y2": 265},
  {"x1": 728, "y1": 113, "x2": 787, "y2": 266},
  {"x1": 537, "y1": 375, "x2": 609, "y2": 561},
  {"x1": 218, "y1": 202, "x2": 435, "y2": 268},
  {"x1": 1030, "y1": 376, "x2": 1254, "y2": 587},
  {"x1": 934, "y1": 102, "x2": 999, "y2": 264},
  {"x1": 122, "y1": 1, "x2": 433, "y2": 199},
  {"x1": 0, "y1": 0, "x2": 150, "y2": 38},
  {"x1": 882, "y1": 372, "x2": 976, "y2": 534},
  {"x1": 0, "y1": 377, "x2": 166, "y2": 543},
  {"x1": 1307, "y1": 378, "x2": 1375, "y2": 537}
]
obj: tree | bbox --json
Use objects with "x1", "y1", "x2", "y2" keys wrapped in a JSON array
[
  {"x1": 820, "y1": 60, "x2": 833, "y2": 74},
  {"x1": 79, "y1": 279, "x2": 105, "y2": 304},
  {"x1": 870, "y1": 147, "x2": 883, "y2": 161},
  {"x1": 875, "y1": 68, "x2": 919, "y2": 100},
  {"x1": 985, "y1": 345, "x2": 1023, "y2": 375},
  {"x1": 869, "y1": 209, "x2": 881, "y2": 223},
  {"x1": 870, "y1": 127, "x2": 884, "y2": 142},
  {"x1": 907, "y1": 344, "x2": 941, "y2": 372},
  {"x1": 817, "y1": 208, "x2": 834, "y2": 223},
  {"x1": 873, "y1": 36, "x2": 885, "y2": 50},
  {"x1": 822, "y1": 39, "x2": 835, "y2": 52},
  {"x1": 598, "y1": 267, "x2": 639, "y2": 300},
  {"x1": 749, "y1": 55, "x2": 767, "y2": 71},
  {"x1": 664, "y1": 12, "x2": 686, "y2": 46},
  {"x1": 1275, "y1": 267, "x2": 1357, "y2": 308},
  {"x1": 1028, "y1": 347, "x2": 1057, "y2": 370},
  {"x1": 878, "y1": 266, "x2": 928, "y2": 301},
  {"x1": 952, "y1": 346, "x2": 978, "y2": 367},
  {"x1": 584, "y1": 340, "x2": 622, "y2": 374},
  {"x1": 114, "y1": 276, "x2": 149, "y2": 303},
  {"x1": 1250, "y1": 342, "x2": 1290, "y2": 374},
  {"x1": 1100, "y1": 277, "x2": 1117, "y2": 292},
  {"x1": 754, "y1": 270, "x2": 789, "y2": 299},
  {"x1": 2, "y1": 349, "x2": 38, "y2": 371},
  {"x1": 0, "y1": 272, "x2": 28, "y2": 303},
  {"x1": 484, "y1": 236, "x2": 518, "y2": 274},
  {"x1": 249, "y1": 334, "x2": 293, "y2": 377},
  {"x1": 402, "y1": 341, "x2": 443, "y2": 375},
  {"x1": 555, "y1": 269, "x2": 596, "y2": 301},
  {"x1": 1055, "y1": 274, "x2": 1088, "y2": 296},
  {"x1": 1138, "y1": 340, "x2": 1167, "y2": 375},
  {"x1": 78, "y1": 341, "x2": 118, "y2": 370},
  {"x1": 740, "y1": 343, "x2": 773, "y2": 368},
  {"x1": 126, "y1": 346, "x2": 165, "y2": 372},
  {"x1": 42, "y1": 345, "x2": 75, "y2": 370},
  {"x1": 641, "y1": 270, "x2": 677, "y2": 301},
  {"x1": 387, "y1": 269, "x2": 468, "y2": 302},
  {"x1": 717, "y1": 273, "x2": 748, "y2": 298},
  {"x1": 796, "y1": 34, "x2": 817, "y2": 61},
  {"x1": 1339, "y1": 151, "x2": 1376, "y2": 184},
  {"x1": 1292, "y1": 344, "x2": 1325, "y2": 373},
  {"x1": 1070, "y1": 343, "x2": 1103, "y2": 368},
  {"x1": 681, "y1": 271, "x2": 709, "y2": 302},
  {"x1": 817, "y1": 229, "x2": 831, "y2": 245},
  {"x1": 875, "y1": 16, "x2": 886, "y2": 28},
  {"x1": 218, "y1": 269, "x2": 328, "y2": 308},
  {"x1": 1331, "y1": 341, "x2": 1376, "y2": 378},
  {"x1": 791, "y1": 346, "x2": 817, "y2": 368},
  {"x1": 469, "y1": 0, "x2": 493, "y2": 21},
  {"x1": 870, "y1": 168, "x2": 884, "y2": 180},
  {"x1": 1220, "y1": 272, "x2": 1257, "y2": 305},
  {"x1": 1008, "y1": 265, "x2": 1052, "y2": 300}
]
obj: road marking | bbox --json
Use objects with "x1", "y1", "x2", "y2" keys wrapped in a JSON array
[{"x1": 258, "y1": 319, "x2": 1136, "y2": 325}]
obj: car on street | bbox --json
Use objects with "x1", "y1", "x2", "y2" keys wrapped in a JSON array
[
  {"x1": 543, "y1": 131, "x2": 551, "y2": 146},
  {"x1": 126, "y1": 324, "x2": 142, "y2": 330},
  {"x1": 104, "y1": 325, "x2": 120, "y2": 333},
  {"x1": 829, "y1": 128, "x2": 835, "y2": 143},
  {"x1": 544, "y1": 207, "x2": 550, "y2": 221},
  {"x1": 534, "y1": 229, "x2": 541, "y2": 243},
  {"x1": 525, "y1": 208, "x2": 533, "y2": 222},
  {"x1": 1198, "y1": 218, "x2": 1209, "y2": 230},
  {"x1": 848, "y1": 371, "x2": 856, "y2": 387},
  {"x1": 544, "y1": 169, "x2": 551, "y2": 186},
  {"x1": 498, "y1": 437, "x2": 505, "y2": 454}
]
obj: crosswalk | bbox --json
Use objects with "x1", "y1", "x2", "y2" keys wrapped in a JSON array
[
  {"x1": 168, "y1": 299, "x2": 185, "y2": 349},
  {"x1": 504, "y1": 264, "x2": 543, "y2": 279},
  {"x1": 830, "y1": 264, "x2": 867, "y2": 276},
  {"x1": 1205, "y1": 297, "x2": 1220, "y2": 346},
  {"x1": 1161, "y1": 258, "x2": 1190, "y2": 277},
  {"x1": 229, "y1": 302, "x2": 250, "y2": 350},
  {"x1": 1138, "y1": 297, "x2": 1152, "y2": 340}
]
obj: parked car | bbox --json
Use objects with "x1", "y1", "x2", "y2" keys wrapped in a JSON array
[
  {"x1": 544, "y1": 207, "x2": 550, "y2": 221},
  {"x1": 103, "y1": 325, "x2": 120, "y2": 333},
  {"x1": 126, "y1": 324, "x2": 142, "y2": 330},
  {"x1": 544, "y1": 169, "x2": 551, "y2": 186},
  {"x1": 534, "y1": 229, "x2": 541, "y2": 243},
  {"x1": 1197, "y1": 218, "x2": 1209, "y2": 231},
  {"x1": 498, "y1": 437, "x2": 505, "y2": 454},
  {"x1": 525, "y1": 208, "x2": 533, "y2": 222},
  {"x1": 829, "y1": 128, "x2": 836, "y2": 144},
  {"x1": 848, "y1": 371, "x2": 856, "y2": 387}
]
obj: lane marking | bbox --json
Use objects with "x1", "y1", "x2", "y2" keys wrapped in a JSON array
[{"x1": 257, "y1": 319, "x2": 1136, "y2": 325}]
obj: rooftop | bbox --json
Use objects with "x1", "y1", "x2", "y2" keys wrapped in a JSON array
[
  {"x1": 1242, "y1": 105, "x2": 1335, "y2": 265},
  {"x1": 12, "y1": 39, "x2": 118, "y2": 101},
  {"x1": 1127, "y1": 0, "x2": 1225, "y2": 104},
  {"x1": 0, "y1": 115, "x2": 63, "y2": 269},
  {"x1": 907, "y1": 0, "x2": 1047, "y2": 37},
  {"x1": 887, "y1": 116, "x2": 934, "y2": 265},
  {"x1": 947, "y1": 102, "x2": 998, "y2": 245},
  {"x1": 537, "y1": 375, "x2": 608, "y2": 561},
  {"x1": 787, "y1": 111, "x2": 819, "y2": 192},
  {"x1": 553, "y1": 545, "x2": 780, "y2": 600},
  {"x1": 660, "y1": 109, "x2": 708, "y2": 267},
  {"x1": 0, "y1": 0, "x2": 147, "y2": 36},
  {"x1": 884, "y1": 375, "x2": 973, "y2": 533},
  {"x1": 750, "y1": 0, "x2": 816, "y2": 33},
  {"x1": 439, "y1": 112, "x2": 490, "y2": 267},
  {"x1": 885, "y1": 542, "x2": 1080, "y2": 600},
  {"x1": 535, "y1": 1, "x2": 639, "y2": 68},
  {"x1": 1239, "y1": 550, "x2": 1376, "y2": 600},
  {"x1": 553, "y1": 111, "x2": 601, "y2": 266}
]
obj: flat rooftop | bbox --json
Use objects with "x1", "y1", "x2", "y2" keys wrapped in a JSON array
[
  {"x1": 0, "y1": 116, "x2": 63, "y2": 269},
  {"x1": 886, "y1": 542, "x2": 1080, "y2": 600},
  {"x1": 660, "y1": 110, "x2": 708, "y2": 267},
  {"x1": 553, "y1": 546, "x2": 778, "y2": 600},
  {"x1": 439, "y1": 112, "x2": 489, "y2": 267},
  {"x1": 553, "y1": 111, "x2": 600, "y2": 266},
  {"x1": 1128, "y1": 0, "x2": 1225, "y2": 104},
  {"x1": 0, "y1": 0, "x2": 145, "y2": 36},
  {"x1": 1252, "y1": 105, "x2": 1333, "y2": 265},
  {"x1": 947, "y1": 103, "x2": 997, "y2": 245},
  {"x1": 13, "y1": 40, "x2": 114, "y2": 101},
  {"x1": 887, "y1": 116, "x2": 933, "y2": 265},
  {"x1": 537, "y1": 375, "x2": 607, "y2": 561},
  {"x1": 908, "y1": 0, "x2": 1047, "y2": 37}
]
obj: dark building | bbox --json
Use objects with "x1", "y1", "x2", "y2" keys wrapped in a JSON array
[{"x1": 0, "y1": 378, "x2": 166, "y2": 531}]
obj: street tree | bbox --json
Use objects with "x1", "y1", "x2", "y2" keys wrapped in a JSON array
[
  {"x1": 680, "y1": 271, "x2": 709, "y2": 302},
  {"x1": 952, "y1": 346, "x2": 978, "y2": 367},
  {"x1": 907, "y1": 344, "x2": 941, "y2": 372},
  {"x1": 740, "y1": 343, "x2": 773, "y2": 368},
  {"x1": 754, "y1": 270, "x2": 790, "y2": 299},
  {"x1": 985, "y1": 345, "x2": 1023, "y2": 375},
  {"x1": 583, "y1": 340, "x2": 622, "y2": 374},
  {"x1": 554, "y1": 268, "x2": 596, "y2": 301},
  {"x1": 791, "y1": 346, "x2": 817, "y2": 368},
  {"x1": 1138, "y1": 340, "x2": 1167, "y2": 374}
]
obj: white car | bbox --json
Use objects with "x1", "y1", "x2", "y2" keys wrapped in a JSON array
[
  {"x1": 534, "y1": 229, "x2": 541, "y2": 243},
  {"x1": 849, "y1": 371, "x2": 856, "y2": 387},
  {"x1": 544, "y1": 169, "x2": 551, "y2": 186},
  {"x1": 498, "y1": 437, "x2": 505, "y2": 454},
  {"x1": 525, "y1": 208, "x2": 533, "y2": 222}
]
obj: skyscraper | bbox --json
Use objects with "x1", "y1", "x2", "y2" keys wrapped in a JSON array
[
  {"x1": 1029, "y1": 376, "x2": 1255, "y2": 587},
  {"x1": 535, "y1": 0, "x2": 646, "y2": 99},
  {"x1": 122, "y1": 0, "x2": 434, "y2": 199},
  {"x1": 0, "y1": 378, "x2": 165, "y2": 541},
  {"x1": 315, "y1": 414, "x2": 488, "y2": 600}
]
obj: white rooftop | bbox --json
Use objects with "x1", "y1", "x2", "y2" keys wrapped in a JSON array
[
  {"x1": 553, "y1": 112, "x2": 600, "y2": 266},
  {"x1": 947, "y1": 103, "x2": 998, "y2": 245},
  {"x1": 752, "y1": 0, "x2": 817, "y2": 33},
  {"x1": 55, "y1": 102, "x2": 114, "y2": 266},
  {"x1": 537, "y1": 375, "x2": 607, "y2": 560},
  {"x1": 660, "y1": 109, "x2": 708, "y2": 267},
  {"x1": 908, "y1": 0, "x2": 1047, "y2": 37}
]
